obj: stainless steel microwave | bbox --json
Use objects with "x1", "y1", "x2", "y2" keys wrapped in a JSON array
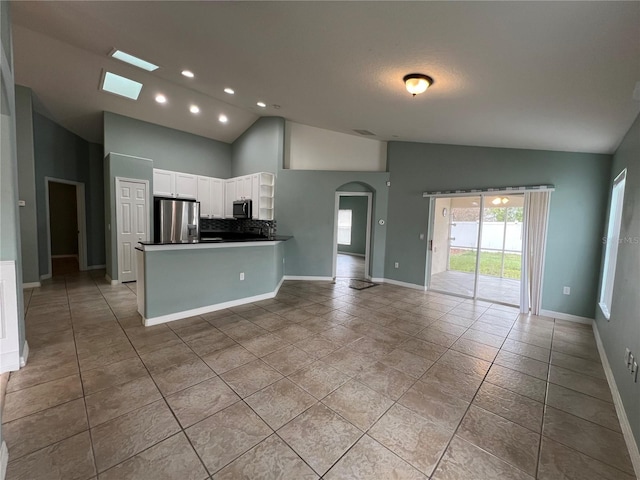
[{"x1": 233, "y1": 199, "x2": 252, "y2": 219}]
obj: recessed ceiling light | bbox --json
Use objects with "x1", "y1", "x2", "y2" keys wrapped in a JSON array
[
  {"x1": 256, "y1": 102, "x2": 266, "y2": 108},
  {"x1": 101, "y1": 71, "x2": 143, "y2": 100},
  {"x1": 224, "y1": 88, "x2": 235, "y2": 95},
  {"x1": 190, "y1": 105, "x2": 200, "y2": 114},
  {"x1": 182, "y1": 70, "x2": 195, "y2": 78},
  {"x1": 219, "y1": 114, "x2": 228, "y2": 123},
  {"x1": 155, "y1": 94, "x2": 167, "y2": 104},
  {"x1": 110, "y1": 49, "x2": 158, "y2": 71}
]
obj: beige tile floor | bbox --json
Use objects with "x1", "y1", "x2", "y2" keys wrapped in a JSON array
[{"x1": 2, "y1": 269, "x2": 636, "y2": 479}]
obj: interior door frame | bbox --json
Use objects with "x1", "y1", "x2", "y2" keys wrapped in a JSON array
[
  {"x1": 332, "y1": 191, "x2": 373, "y2": 280},
  {"x1": 115, "y1": 177, "x2": 150, "y2": 283},
  {"x1": 44, "y1": 177, "x2": 87, "y2": 278}
]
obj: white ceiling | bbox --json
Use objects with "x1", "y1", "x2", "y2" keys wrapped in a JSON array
[{"x1": 10, "y1": 1, "x2": 640, "y2": 153}]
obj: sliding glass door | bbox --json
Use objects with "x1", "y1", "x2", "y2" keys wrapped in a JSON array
[{"x1": 428, "y1": 194, "x2": 524, "y2": 306}]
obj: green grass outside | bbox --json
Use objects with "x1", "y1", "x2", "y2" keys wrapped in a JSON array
[{"x1": 449, "y1": 250, "x2": 521, "y2": 279}]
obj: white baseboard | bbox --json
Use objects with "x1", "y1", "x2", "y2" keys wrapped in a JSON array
[
  {"x1": 39, "y1": 273, "x2": 52, "y2": 280},
  {"x1": 143, "y1": 276, "x2": 286, "y2": 327},
  {"x1": 0, "y1": 441, "x2": 8, "y2": 480},
  {"x1": 22, "y1": 282, "x2": 41, "y2": 289},
  {"x1": 104, "y1": 274, "x2": 119, "y2": 286},
  {"x1": 283, "y1": 275, "x2": 333, "y2": 282},
  {"x1": 371, "y1": 277, "x2": 426, "y2": 291},
  {"x1": 86, "y1": 264, "x2": 106, "y2": 270},
  {"x1": 539, "y1": 309, "x2": 593, "y2": 325},
  {"x1": 20, "y1": 340, "x2": 29, "y2": 368},
  {"x1": 337, "y1": 252, "x2": 365, "y2": 257},
  {"x1": 592, "y1": 323, "x2": 640, "y2": 477}
]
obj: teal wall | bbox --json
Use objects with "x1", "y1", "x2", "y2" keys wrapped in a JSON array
[
  {"x1": 104, "y1": 111, "x2": 232, "y2": 178},
  {"x1": 0, "y1": 0, "x2": 26, "y2": 360},
  {"x1": 15, "y1": 85, "x2": 38, "y2": 283},
  {"x1": 143, "y1": 243, "x2": 284, "y2": 318},
  {"x1": 595, "y1": 113, "x2": 640, "y2": 446},
  {"x1": 231, "y1": 117, "x2": 282, "y2": 176},
  {"x1": 33, "y1": 112, "x2": 105, "y2": 275},
  {"x1": 338, "y1": 195, "x2": 368, "y2": 256},
  {"x1": 104, "y1": 152, "x2": 153, "y2": 281},
  {"x1": 386, "y1": 142, "x2": 611, "y2": 317}
]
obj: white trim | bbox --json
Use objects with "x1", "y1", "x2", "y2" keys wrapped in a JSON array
[
  {"x1": 593, "y1": 323, "x2": 640, "y2": 477},
  {"x1": 39, "y1": 273, "x2": 52, "y2": 281},
  {"x1": 332, "y1": 191, "x2": 373, "y2": 281},
  {"x1": 86, "y1": 264, "x2": 106, "y2": 270},
  {"x1": 105, "y1": 273, "x2": 118, "y2": 286},
  {"x1": 0, "y1": 261, "x2": 20, "y2": 374},
  {"x1": 143, "y1": 277, "x2": 285, "y2": 326},
  {"x1": 283, "y1": 275, "x2": 334, "y2": 282},
  {"x1": 108, "y1": 151, "x2": 154, "y2": 162},
  {"x1": 0, "y1": 441, "x2": 8, "y2": 480},
  {"x1": 115, "y1": 177, "x2": 150, "y2": 283},
  {"x1": 44, "y1": 177, "x2": 88, "y2": 276},
  {"x1": 372, "y1": 277, "x2": 426, "y2": 291},
  {"x1": 22, "y1": 282, "x2": 41, "y2": 289},
  {"x1": 20, "y1": 340, "x2": 29, "y2": 367},
  {"x1": 539, "y1": 309, "x2": 594, "y2": 325}
]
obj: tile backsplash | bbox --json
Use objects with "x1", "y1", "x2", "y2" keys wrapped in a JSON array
[{"x1": 200, "y1": 218, "x2": 276, "y2": 234}]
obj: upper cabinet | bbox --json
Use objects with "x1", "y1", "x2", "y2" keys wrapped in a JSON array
[
  {"x1": 154, "y1": 168, "x2": 274, "y2": 220},
  {"x1": 153, "y1": 169, "x2": 197, "y2": 199}
]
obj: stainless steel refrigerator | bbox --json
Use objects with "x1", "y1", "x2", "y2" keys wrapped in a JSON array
[{"x1": 154, "y1": 198, "x2": 200, "y2": 243}]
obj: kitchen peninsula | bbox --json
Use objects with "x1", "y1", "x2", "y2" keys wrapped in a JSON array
[{"x1": 136, "y1": 236, "x2": 291, "y2": 326}]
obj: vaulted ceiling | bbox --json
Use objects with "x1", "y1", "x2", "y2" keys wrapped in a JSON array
[{"x1": 10, "y1": 1, "x2": 640, "y2": 153}]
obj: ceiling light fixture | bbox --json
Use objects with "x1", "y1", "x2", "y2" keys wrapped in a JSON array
[
  {"x1": 256, "y1": 102, "x2": 266, "y2": 108},
  {"x1": 155, "y1": 94, "x2": 167, "y2": 104},
  {"x1": 181, "y1": 70, "x2": 195, "y2": 78},
  {"x1": 219, "y1": 114, "x2": 228, "y2": 123},
  {"x1": 189, "y1": 105, "x2": 200, "y2": 114},
  {"x1": 110, "y1": 49, "x2": 158, "y2": 71},
  {"x1": 224, "y1": 88, "x2": 235, "y2": 95},
  {"x1": 403, "y1": 73, "x2": 433, "y2": 96},
  {"x1": 492, "y1": 197, "x2": 510, "y2": 205},
  {"x1": 101, "y1": 71, "x2": 143, "y2": 100}
]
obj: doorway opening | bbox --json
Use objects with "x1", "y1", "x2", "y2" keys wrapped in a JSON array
[
  {"x1": 428, "y1": 194, "x2": 524, "y2": 306},
  {"x1": 332, "y1": 191, "x2": 372, "y2": 281},
  {"x1": 45, "y1": 178, "x2": 87, "y2": 277}
]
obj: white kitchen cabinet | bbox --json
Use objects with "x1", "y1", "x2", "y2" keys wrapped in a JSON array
[
  {"x1": 252, "y1": 172, "x2": 274, "y2": 220},
  {"x1": 197, "y1": 176, "x2": 225, "y2": 218},
  {"x1": 174, "y1": 172, "x2": 197, "y2": 199},
  {"x1": 224, "y1": 178, "x2": 237, "y2": 218},
  {"x1": 153, "y1": 169, "x2": 174, "y2": 197},
  {"x1": 153, "y1": 169, "x2": 197, "y2": 199}
]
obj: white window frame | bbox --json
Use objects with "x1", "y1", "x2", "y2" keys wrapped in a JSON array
[
  {"x1": 337, "y1": 209, "x2": 352, "y2": 245},
  {"x1": 599, "y1": 168, "x2": 626, "y2": 320}
]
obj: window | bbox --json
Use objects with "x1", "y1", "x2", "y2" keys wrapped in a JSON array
[
  {"x1": 337, "y1": 209, "x2": 352, "y2": 245},
  {"x1": 599, "y1": 169, "x2": 626, "y2": 319}
]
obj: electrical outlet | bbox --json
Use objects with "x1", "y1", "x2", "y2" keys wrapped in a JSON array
[
  {"x1": 394, "y1": 262, "x2": 399, "y2": 269},
  {"x1": 419, "y1": 233, "x2": 425, "y2": 240},
  {"x1": 239, "y1": 272, "x2": 245, "y2": 281},
  {"x1": 563, "y1": 286, "x2": 571, "y2": 295}
]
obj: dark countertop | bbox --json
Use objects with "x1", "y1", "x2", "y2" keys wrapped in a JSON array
[{"x1": 138, "y1": 235, "x2": 292, "y2": 247}]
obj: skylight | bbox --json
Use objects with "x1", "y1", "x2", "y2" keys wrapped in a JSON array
[
  {"x1": 101, "y1": 72, "x2": 143, "y2": 100},
  {"x1": 111, "y1": 50, "x2": 158, "y2": 71}
]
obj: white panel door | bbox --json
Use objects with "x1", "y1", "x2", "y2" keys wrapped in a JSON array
[
  {"x1": 211, "y1": 178, "x2": 224, "y2": 218},
  {"x1": 175, "y1": 172, "x2": 197, "y2": 199},
  {"x1": 153, "y1": 169, "x2": 174, "y2": 197},
  {"x1": 117, "y1": 180, "x2": 148, "y2": 283},
  {"x1": 197, "y1": 176, "x2": 212, "y2": 217}
]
